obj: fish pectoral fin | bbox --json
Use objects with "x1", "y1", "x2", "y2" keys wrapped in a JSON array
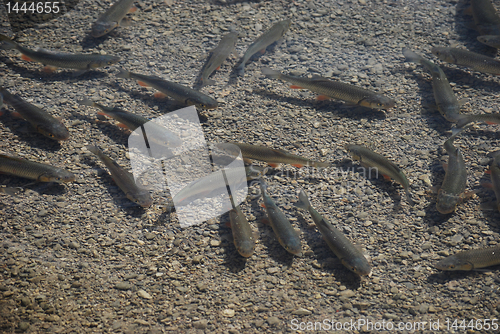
[
  {"x1": 382, "y1": 174, "x2": 392, "y2": 181},
  {"x1": 137, "y1": 81, "x2": 150, "y2": 87},
  {"x1": 316, "y1": 95, "x2": 330, "y2": 101},
  {"x1": 441, "y1": 162, "x2": 448, "y2": 172},
  {"x1": 21, "y1": 54, "x2": 33, "y2": 61},
  {"x1": 128, "y1": 6, "x2": 138, "y2": 13},
  {"x1": 268, "y1": 163, "x2": 280, "y2": 168},
  {"x1": 480, "y1": 201, "x2": 498, "y2": 211},
  {"x1": 462, "y1": 190, "x2": 477, "y2": 200},
  {"x1": 11, "y1": 111, "x2": 24, "y2": 119},
  {"x1": 291, "y1": 163, "x2": 305, "y2": 168},
  {"x1": 289, "y1": 85, "x2": 303, "y2": 89},
  {"x1": 121, "y1": 17, "x2": 134, "y2": 27},
  {"x1": 243, "y1": 158, "x2": 253, "y2": 165},
  {"x1": 43, "y1": 65, "x2": 57, "y2": 73},
  {"x1": 481, "y1": 181, "x2": 493, "y2": 189},
  {"x1": 153, "y1": 92, "x2": 167, "y2": 99},
  {"x1": 261, "y1": 217, "x2": 269, "y2": 225},
  {"x1": 463, "y1": 6, "x2": 472, "y2": 16},
  {"x1": 117, "y1": 123, "x2": 129, "y2": 129}
]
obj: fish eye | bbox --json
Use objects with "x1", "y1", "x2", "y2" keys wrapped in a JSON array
[
  {"x1": 377, "y1": 103, "x2": 383, "y2": 107},
  {"x1": 449, "y1": 265, "x2": 455, "y2": 269},
  {"x1": 199, "y1": 104, "x2": 207, "y2": 108}
]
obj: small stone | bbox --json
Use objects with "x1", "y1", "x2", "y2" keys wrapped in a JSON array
[
  {"x1": 292, "y1": 307, "x2": 312, "y2": 315},
  {"x1": 222, "y1": 309, "x2": 235, "y2": 317},
  {"x1": 266, "y1": 267, "x2": 279, "y2": 274},
  {"x1": 193, "y1": 319, "x2": 208, "y2": 329},
  {"x1": 192, "y1": 255, "x2": 204, "y2": 264},
  {"x1": 339, "y1": 289, "x2": 355, "y2": 298},
  {"x1": 267, "y1": 317, "x2": 280, "y2": 326},
  {"x1": 19, "y1": 322, "x2": 29, "y2": 331},
  {"x1": 137, "y1": 289, "x2": 152, "y2": 299},
  {"x1": 115, "y1": 282, "x2": 131, "y2": 290},
  {"x1": 210, "y1": 240, "x2": 221, "y2": 247}
]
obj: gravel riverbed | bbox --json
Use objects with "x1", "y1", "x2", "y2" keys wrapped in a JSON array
[{"x1": 1, "y1": 0, "x2": 500, "y2": 333}]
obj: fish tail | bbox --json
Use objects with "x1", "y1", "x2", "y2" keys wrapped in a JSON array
[
  {"x1": 261, "y1": 67, "x2": 282, "y2": 79},
  {"x1": 1, "y1": 186, "x2": 21, "y2": 196},
  {"x1": 86, "y1": 145, "x2": 102, "y2": 156},
  {"x1": 78, "y1": 98, "x2": 95, "y2": 107},
  {"x1": 201, "y1": 77, "x2": 216, "y2": 87},
  {"x1": 402, "y1": 48, "x2": 423, "y2": 64},
  {"x1": 405, "y1": 189, "x2": 416, "y2": 206},
  {"x1": 115, "y1": 67, "x2": 130, "y2": 79},
  {"x1": 237, "y1": 63, "x2": 245, "y2": 76},
  {"x1": 0, "y1": 34, "x2": 18, "y2": 50},
  {"x1": 294, "y1": 189, "x2": 311, "y2": 210}
]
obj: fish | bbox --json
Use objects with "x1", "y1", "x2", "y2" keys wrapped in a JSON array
[
  {"x1": 237, "y1": 19, "x2": 291, "y2": 76},
  {"x1": 435, "y1": 128, "x2": 468, "y2": 214},
  {"x1": 431, "y1": 47, "x2": 500, "y2": 75},
  {"x1": 487, "y1": 151, "x2": 500, "y2": 212},
  {"x1": 0, "y1": 87, "x2": 69, "y2": 140},
  {"x1": 345, "y1": 144, "x2": 415, "y2": 206},
  {"x1": 259, "y1": 178, "x2": 302, "y2": 256},
  {"x1": 171, "y1": 166, "x2": 265, "y2": 208},
  {"x1": 261, "y1": 67, "x2": 395, "y2": 110},
  {"x1": 455, "y1": 113, "x2": 500, "y2": 128},
  {"x1": 471, "y1": 0, "x2": 500, "y2": 35},
  {"x1": 294, "y1": 189, "x2": 371, "y2": 276},
  {"x1": 435, "y1": 245, "x2": 500, "y2": 270},
  {"x1": 78, "y1": 98, "x2": 182, "y2": 147},
  {"x1": 0, "y1": 186, "x2": 22, "y2": 196},
  {"x1": 116, "y1": 68, "x2": 218, "y2": 109},
  {"x1": 229, "y1": 204, "x2": 255, "y2": 258},
  {"x1": 477, "y1": 35, "x2": 500, "y2": 48},
  {"x1": 0, "y1": 154, "x2": 75, "y2": 182},
  {"x1": 201, "y1": 31, "x2": 239, "y2": 86},
  {"x1": 86, "y1": 145, "x2": 152, "y2": 208},
  {"x1": 91, "y1": 0, "x2": 136, "y2": 38},
  {"x1": 403, "y1": 48, "x2": 462, "y2": 123},
  {"x1": 0, "y1": 34, "x2": 121, "y2": 75},
  {"x1": 215, "y1": 142, "x2": 331, "y2": 168}
]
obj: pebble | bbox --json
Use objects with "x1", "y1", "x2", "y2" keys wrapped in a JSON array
[
  {"x1": 115, "y1": 282, "x2": 132, "y2": 291},
  {"x1": 137, "y1": 290, "x2": 152, "y2": 299},
  {"x1": 339, "y1": 290, "x2": 355, "y2": 298},
  {"x1": 292, "y1": 307, "x2": 312, "y2": 315},
  {"x1": 222, "y1": 309, "x2": 235, "y2": 318}
]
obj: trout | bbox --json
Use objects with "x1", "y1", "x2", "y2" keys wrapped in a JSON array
[
  {"x1": 237, "y1": 20, "x2": 291, "y2": 76},
  {"x1": 403, "y1": 48, "x2": 462, "y2": 123},
  {"x1": 435, "y1": 245, "x2": 500, "y2": 270},
  {"x1": 201, "y1": 31, "x2": 239, "y2": 86},
  {"x1": 86, "y1": 145, "x2": 152, "y2": 208},
  {"x1": 0, "y1": 34, "x2": 120, "y2": 74},
  {"x1": 436, "y1": 128, "x2": 468, "y2": 214},
  {"x1": 116, "y1": 68, "x2": 218, "y2": 109},
  {"x1": 0, "y1": 87, "x2": 69, "y2": 140},
  {"x1": 346, "y1": 144, "x2": 415, "y2": 206},
  {"x1": 229, "y1": 204, "x2": 255, "y2": 258},
  {"x1": 431, "y1": 47, "x2": 500, "y2": 75},
  {"x1": 295, "y1": 189, "x2": 371, "y2": 276},
  {"x1": 471, "y1": 0, "x2": 500, "y2": 35},
  {"x1": 0, "y1": 154, "x2": 75, "y2": 182},
  {"x1": 259, "y1": 178, "x2": 302, "y2": 256},
  {"x1": 261, "y1": 67, "x2": 395, "y2": 110},
  {"x1": 92, "y1": 0, "x2": 136, "y2": 37},
  {"x1": 216, "y1": 142, "x2": 330, "y2": 168},
  {"x1": 79, "y1": 98, "x2": 182, "y2": 147}
]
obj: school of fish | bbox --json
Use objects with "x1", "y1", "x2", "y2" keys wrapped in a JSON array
[{"x1": 2, "y1": 0, "x2": 500, "y2": 280}]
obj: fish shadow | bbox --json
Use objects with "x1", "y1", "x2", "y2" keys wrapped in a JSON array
[
  {"x1": 295, "y1": 212, "x2": 363, "y2": 287},
  {"x1": 15, "y1": 181, "x2": 68, "y2": 196},
  {"x1": 0, "y1": 56, "x2": 110, "y2": 82},
  {"x1": 452, "y1": 0, "x2": 499, "y2": 54}
]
